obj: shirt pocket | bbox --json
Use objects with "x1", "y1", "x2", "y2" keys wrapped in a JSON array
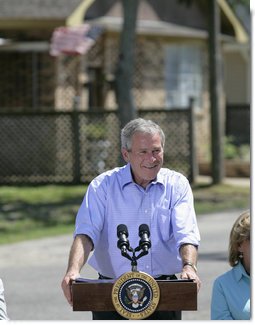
[{"x1": 156, "y1": 207, "x2": 172, "y2": 241}]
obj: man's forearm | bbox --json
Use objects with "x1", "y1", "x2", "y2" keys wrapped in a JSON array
[
  {"x1": 180, "y1": 243, "x2": 198, "y2": 270},
  {"x1": 66, "y1": 234, "x2": 93, "y2": 274},
  {"x1": 179, "y1": 243, "x2": 201, "y2": 291}
]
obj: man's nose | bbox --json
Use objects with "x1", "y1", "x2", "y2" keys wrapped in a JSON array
[{"x1": 147, "y1": 151, "x2": 157, "y2": 161}]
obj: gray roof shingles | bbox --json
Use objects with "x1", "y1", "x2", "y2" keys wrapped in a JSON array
[{"x1": 0, "y1": 0, "x2": 83, "y2": 19}]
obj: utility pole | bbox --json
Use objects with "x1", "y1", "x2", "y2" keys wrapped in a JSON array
[{"x1": 208, "y1": 0, "x2": 225, "y2": 183}]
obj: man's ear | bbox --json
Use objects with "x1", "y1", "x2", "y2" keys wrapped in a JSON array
[{"x1": 121, "y1": 148, "x2": 129, "y2": 163}]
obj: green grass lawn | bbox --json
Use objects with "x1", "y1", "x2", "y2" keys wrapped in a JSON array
[{"x1": 0, "y1": 182, "x2": 250, "y2": 245}]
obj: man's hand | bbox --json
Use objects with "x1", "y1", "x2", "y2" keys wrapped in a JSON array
[
  {"x1": 180, "y1": 265, "x2": 201, "y2": 292},
  {"x1": 61, "y1": 272, "x2": 79, "y2": 306},
  {"x1": 61, "y1": 235, "x2": 93, "y2": 306}
]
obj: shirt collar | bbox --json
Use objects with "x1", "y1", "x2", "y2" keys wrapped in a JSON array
[
  {"x1": 121, "y1": 164, "x2": 165, "y2": 189},
  {"x1": 233, "y1": 262, "x2": 250, "y2": 281},
  {"x1": 120, "y1": 164, "x2": 133, "y2": 189},
  {"x1": 154, "y1": 169, "x2": 165, "y2": 185}
]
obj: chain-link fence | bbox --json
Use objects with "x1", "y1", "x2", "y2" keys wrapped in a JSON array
[{"x1": 0, "y1": 108, "x2": 196, "y2": 185}]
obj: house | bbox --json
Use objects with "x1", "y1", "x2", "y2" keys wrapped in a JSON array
[
  {"x1": 0, "y1": 0, "x2": 249, "y2": 164},
  {"x1": 0, "y1": 0, "x2": 94, "y2": 110}
]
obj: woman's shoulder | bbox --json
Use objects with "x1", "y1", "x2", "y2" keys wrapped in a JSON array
[{"x1": 213, "y1": 267, "x2": 235, "y2": 288}]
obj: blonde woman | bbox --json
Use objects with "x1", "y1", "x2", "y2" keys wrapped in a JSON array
[{"x1": 211, "y1": 210, "x2": 250, "y2": 320}]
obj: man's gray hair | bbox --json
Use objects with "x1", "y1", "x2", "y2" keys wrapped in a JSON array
[{"x1": 121, "y1": 118, "x2": 165, "y2": 150}]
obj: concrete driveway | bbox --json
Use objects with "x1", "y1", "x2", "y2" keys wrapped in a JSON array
[{"x1": 0, "y1": 210, "x2": 243, "y2": 320}]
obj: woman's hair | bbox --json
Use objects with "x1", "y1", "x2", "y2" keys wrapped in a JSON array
[
  {"x1": 121, "y1": 118, "x2": 165, "y2": 150},
  {"x1": 228, "y1": 210, "x2": 250, "y2": 266}
]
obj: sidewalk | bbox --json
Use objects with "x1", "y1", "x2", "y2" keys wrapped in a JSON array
[{"x1": 196, "y1": 175, "x2": 250, "y2": 187}]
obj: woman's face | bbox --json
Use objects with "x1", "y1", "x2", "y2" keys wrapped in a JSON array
[
  {"x1": 239, "y1": 238, "x2": 250, "y2": 274},
  {"x1": 121, "y1": 132, "x2": 164, "y2": 189}
]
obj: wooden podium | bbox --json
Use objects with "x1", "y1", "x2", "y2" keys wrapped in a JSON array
[{"x1": 72, "y1": 278, "x2": 197, "y2": 312}]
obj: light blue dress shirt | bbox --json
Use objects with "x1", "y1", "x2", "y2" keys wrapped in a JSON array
[
  {"x1": 74, "y1": 163, "x2": 200, "y2": 278},
  {"x1": 211, "y1": 262, "x2": 250, "y2": 320}
]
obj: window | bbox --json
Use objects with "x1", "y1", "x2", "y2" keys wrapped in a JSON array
[{"x1": 165, "y1": 44, "x2": 203, "y2": 109}]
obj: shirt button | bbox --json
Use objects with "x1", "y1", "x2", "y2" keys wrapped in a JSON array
[{"x1": 145, "y1": 209, "x2": 148, "y2": 213}]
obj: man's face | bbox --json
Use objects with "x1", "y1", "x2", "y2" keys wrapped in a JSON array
[{"x1": 122, "y1": 132, "x2": 164, "y2": 188}]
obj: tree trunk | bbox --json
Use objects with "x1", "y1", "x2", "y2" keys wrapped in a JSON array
[
  {"x1": 208, "y1": 0, "x2": 225, "y2": 184},
  {"x1": 115, "y1": 0, "x2": 139, "y2": 130}
]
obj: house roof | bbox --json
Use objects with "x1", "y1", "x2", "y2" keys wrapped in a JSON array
[
  {"x1": 86, "y1": 0, "x2": 247, "y2": 42},
  {"x1": 0, "y1": 0, "x2": 248, "y2": 43},
  {"x1": 86, "y1": 0, "x2": 208, "y2": 30},
  {"x1": 91, "y1": 16, "x2": 210, "y2": 40},
  {"x1": 86, "y1": 0, "x2": 248, "y2": 43},
  {"x1": 0, "y1": 0, "x2": 94, "y2": 28},
  {"x1": 0, "y1": 0, "x2": 80, "y2": 18}
]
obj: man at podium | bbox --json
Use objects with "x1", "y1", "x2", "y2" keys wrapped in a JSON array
[{"x1": 61, "y1": 118, "x2": 201, "y2": 320}]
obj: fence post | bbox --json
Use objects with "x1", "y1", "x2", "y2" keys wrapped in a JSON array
[
  {"x1": 72, "y1": 97, "x2": 81, "y2": 183},
  {"x1": 188, "y1": 97, "x2": 198, "y2": 184}
]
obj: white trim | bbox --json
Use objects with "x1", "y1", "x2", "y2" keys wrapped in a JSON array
[{"x1": 218, "y1": 0, "x2": 249, "y2": 43}]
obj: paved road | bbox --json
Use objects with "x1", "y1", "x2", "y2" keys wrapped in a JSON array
[{"x1": 0, "y1": 209, "x2": 244, "y2": 321}]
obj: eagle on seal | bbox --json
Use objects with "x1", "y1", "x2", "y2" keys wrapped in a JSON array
[{"x1": 125, "y1": 284, "x2": 147, "y2": 308}]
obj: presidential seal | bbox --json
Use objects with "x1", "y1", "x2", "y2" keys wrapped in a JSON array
[{"x1": 112, "y1": 271, "x2": 160, "y2": 320}]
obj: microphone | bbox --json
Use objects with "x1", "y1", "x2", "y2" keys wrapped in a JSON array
[
  {"x1": 117, "y1": 224, "x2": 130, "y2": 254},
  {"x1": 139, "y1": 224, "x2": 151, "y2": 253}
]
